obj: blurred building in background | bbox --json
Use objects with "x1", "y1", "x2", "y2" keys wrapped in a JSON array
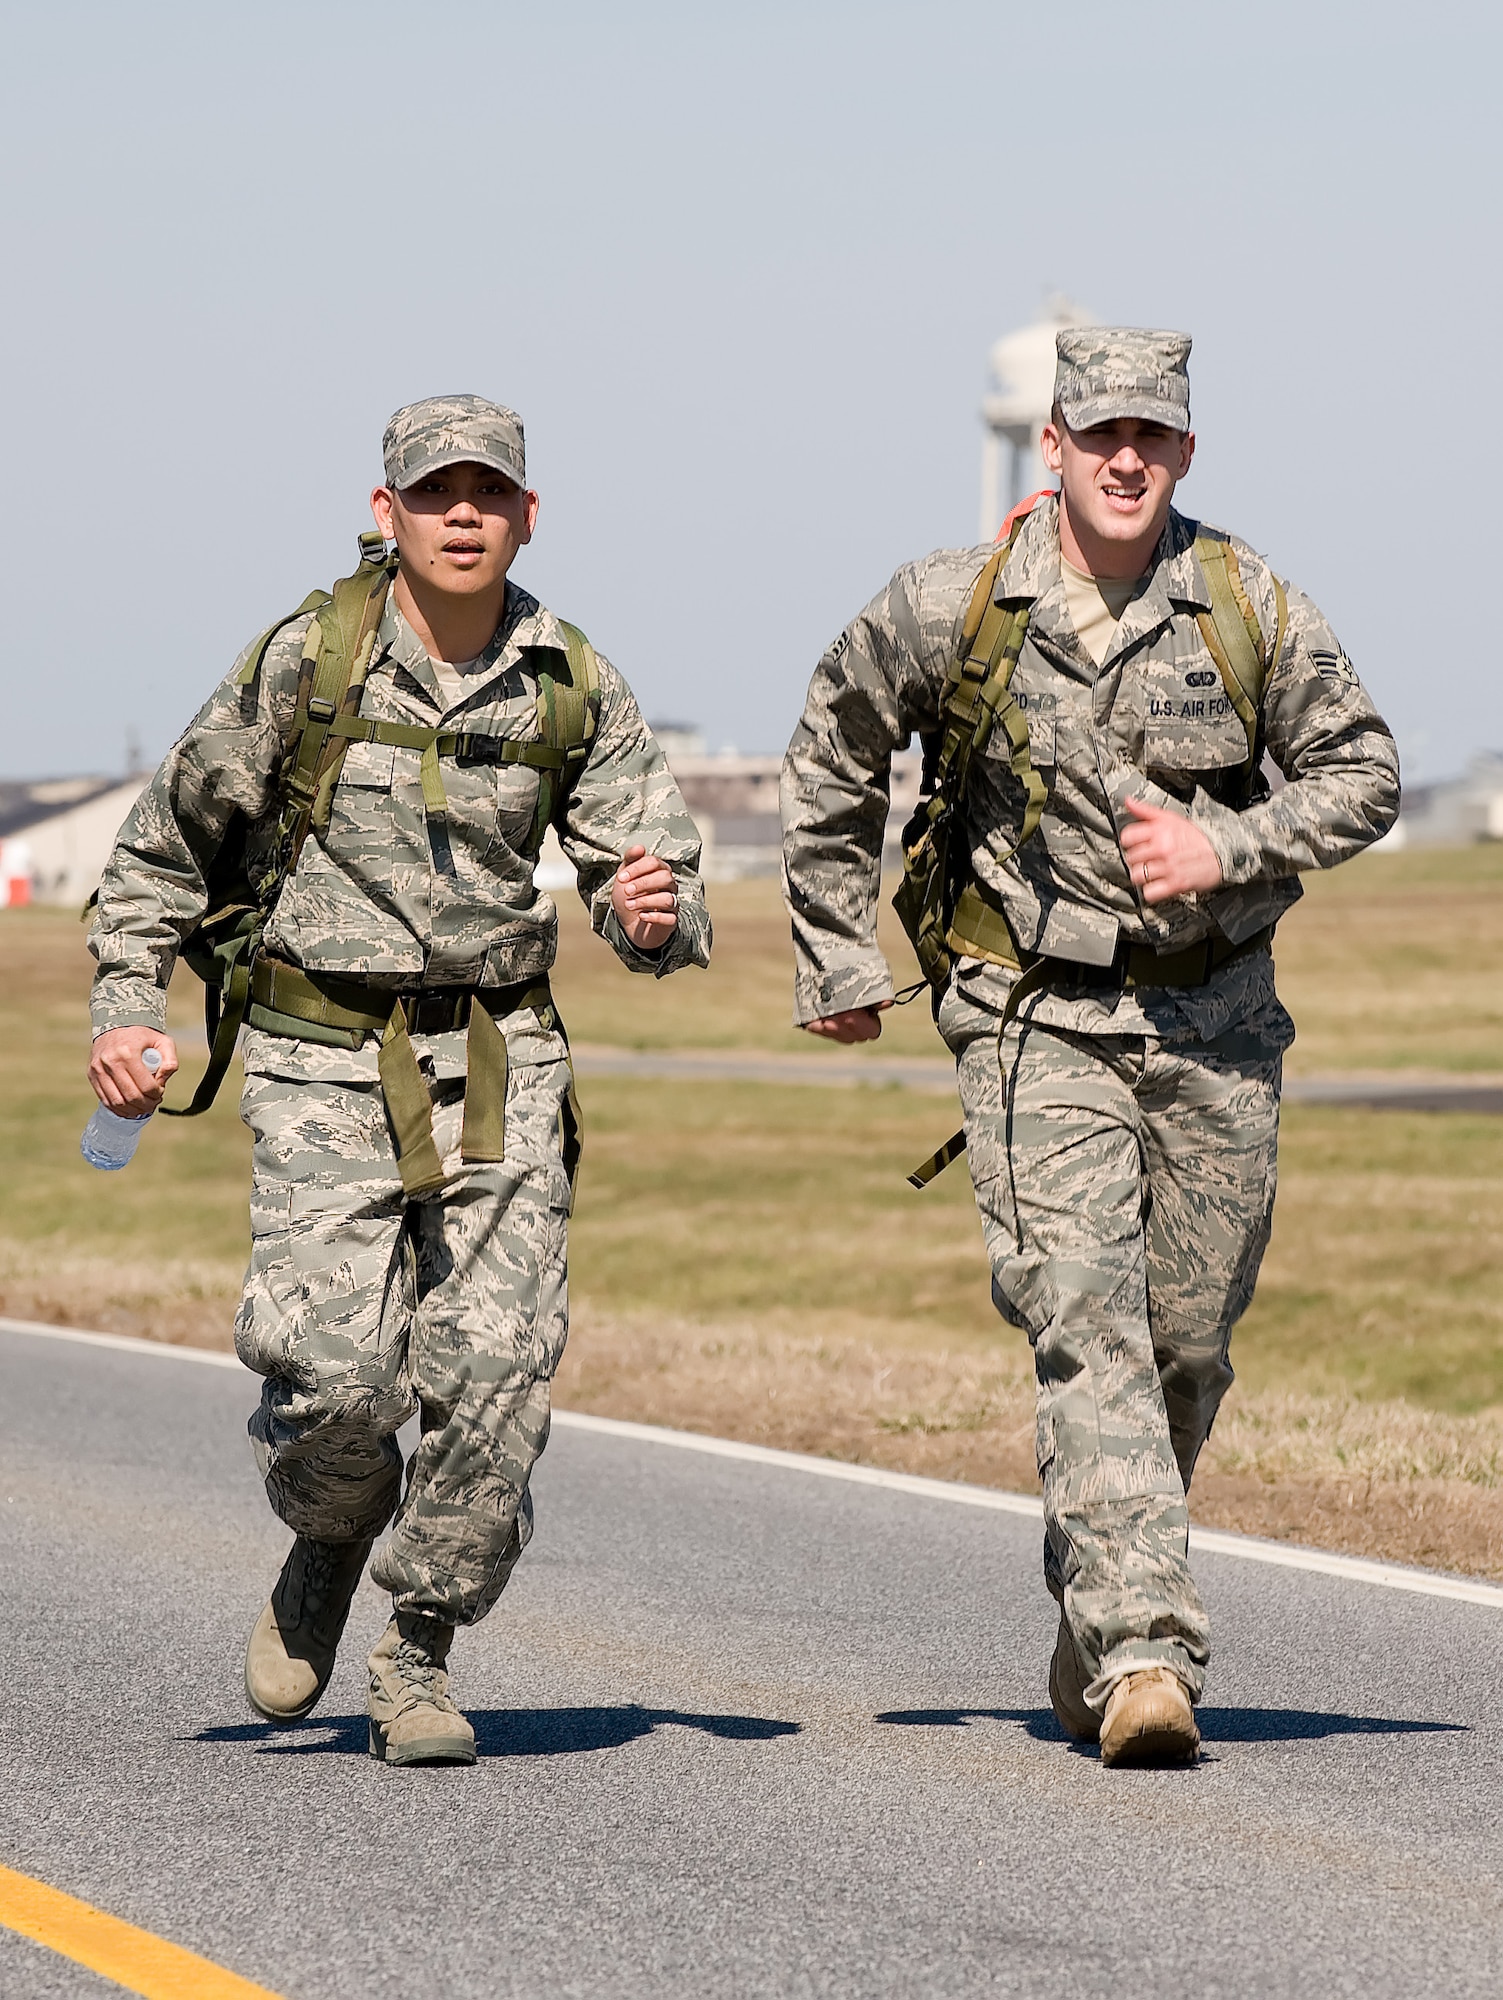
[
  {"x1": 536, "y1": 734, "x2": 923, "y2": 887},
  {"x1": 0, "y1": 777, "x2": 146, "y2": 908},
  {"x1": 1379, "y1": 758, "x2": 1503, "y2": 850}
]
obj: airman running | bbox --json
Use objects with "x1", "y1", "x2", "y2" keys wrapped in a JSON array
[{"x1": 780, "y1": 329, "x2": 1398, "y2": 1765}]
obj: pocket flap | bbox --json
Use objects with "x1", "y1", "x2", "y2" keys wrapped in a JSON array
[
  {"x1": 1144, "y1": 699, "x2": 1247, "y2": 773},
  {"x1": 339, "y1": 741, "x2": 397, "y2": 788},
  {"x1": 986, "y1": 694, "x2": 1056, "y2": 768}
]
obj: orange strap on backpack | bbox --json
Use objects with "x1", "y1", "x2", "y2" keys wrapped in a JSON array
[{"x1": 994, "y1": 488, "x2": 1055, "y2": 544}]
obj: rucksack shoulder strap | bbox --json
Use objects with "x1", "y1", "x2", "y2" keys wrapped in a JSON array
[
  {"x1": 234, "y1": 590, "x2": 333, "y2": 694},
  {"x1": 532, "y1": 619, "x2": 602, "y2": 839},
  {"x1": 934, "y1": 530, "x2": 1045, "y2": 865},
  {"x1": 544, "y1": 620, "x2": 602, "y2": 752},
  {"x1": 890, "y1": 510, "x2": 1047, "y2": 992},
  {"x1": 279, "y1": 535, "x2": 399, "y2": 872},
  {"x1": 1193, "y1": 530, "x2": 1289, "y2": 796}
]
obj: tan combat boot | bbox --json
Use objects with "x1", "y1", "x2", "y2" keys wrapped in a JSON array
[
  {"x1": 245, "y1": 1535, "x2": 374, "y2": 1722},
  {"x1": 1048, "y1": 1611, "x2": 1100, "y2": 1744},
  {"x1": 367, "y1": 1611, "x2": 477, "y2": 1766},
  {"x1": 1098, "y1": 1667, "x2": 1201, "y2": 1767}
]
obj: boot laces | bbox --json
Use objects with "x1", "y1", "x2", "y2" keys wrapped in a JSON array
[
  {"x1": 388, "y1": 1631, "x2": 460, "y2": 1717},
  {"x1": 299, "y1": 1539, "x2": 343, "y2": 1611},
  {"x1": 290, "y1": 1538, "x2": 362, "y2": 1642}
]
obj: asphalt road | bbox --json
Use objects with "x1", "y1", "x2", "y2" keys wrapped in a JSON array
[{"x1": 1, "y1": 1322, "x2": 1499, "y2": 1999}]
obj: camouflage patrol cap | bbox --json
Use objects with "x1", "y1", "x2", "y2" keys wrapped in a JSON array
[
  {"x1": 382, "y1": 394, "x2": 527, "y2": 492},
  {"x1": 1053, "y1": 328, "x2": 1193, "y2": 433}
]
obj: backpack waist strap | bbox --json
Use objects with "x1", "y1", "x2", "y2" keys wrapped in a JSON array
[
  {"x1": 247, "y1": 959, "x2": 559, "y2": 1199},
  {"x1": 248, "y1": 957, "x2": 554, "y2": 1046},
  {"x1": 948, "y1": 875, "x2": 1268, "y2": 987},
  {"x1": 1061, "y1": 927, "x2": 1271, "y2": 990}
]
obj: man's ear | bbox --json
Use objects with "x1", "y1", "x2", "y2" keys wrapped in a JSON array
[
  {"x1": 1039, "y1": 422, "x2": 1065, "y2": 475},
  {"x1": 1176, "y1": 431, "x2": 1196, "y2": 478},
  {"x1": 370, "y1": 485, "x2": 397, "y2": 538}
]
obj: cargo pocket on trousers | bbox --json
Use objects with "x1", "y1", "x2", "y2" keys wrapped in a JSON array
[
  {"x1": 970, "y1": 1161, "x2": 1054, "y2": 1341},
  {"x1": 559, "y1": 1073, "x2": 584, "y2": 1214},
  {"x1": 236, "y1": 1182, "x2": 303, "y2": 1378},
  {"x1": 531, "y1": 1192, "x2": 571, "y2": 1378},
  {"x1": 1035, "y1": 1401, "x2": 1055, "y2": 1481}
]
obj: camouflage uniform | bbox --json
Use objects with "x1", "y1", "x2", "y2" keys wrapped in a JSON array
[
  {"x1": 90, "y1": 408, "x2": 710, "y2": 1625},
  {"x1": 781, "y1": 331, "x2": 1398, "y2": 1705}
]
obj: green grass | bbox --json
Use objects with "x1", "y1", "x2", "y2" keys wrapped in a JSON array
[
  {"x1": 0, "y1": 910, "x2": 250, "y2": 1273},
  {"x1": 1274, "y1": 845, "x2": 1503, "y2": 1076},
  {"x1": 567, "y1": 1075, "x2": 988, "y2": 1340},
  {"x1": 1235, "y1": 1106, "x2": 1503, "y2": 1413}
]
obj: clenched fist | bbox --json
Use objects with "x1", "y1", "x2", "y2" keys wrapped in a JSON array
[
  {"x1": 89, "y1": 1027, "x2": 178, "y2": 1118},
  {"x1": 1120, "y1": 797, "x2": 1224, "y2": 905},
  {"x1": 803, "y1": 1003, "x2": 892, "y2": 1043},
  {"x1": 611, "y1": 845, "x2": 680, "y2": 950}
]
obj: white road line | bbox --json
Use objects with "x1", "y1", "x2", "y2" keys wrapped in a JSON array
[
  {"x1": 555, "y1": 1410, "x2": 1503, "y2": 1609},
  {"x1": 6, "y1": 1315, "x2": 1502, "y2": 1610},
  {"x1": 0, "y1": 1316, "x2": 242, "y2": 1368}
]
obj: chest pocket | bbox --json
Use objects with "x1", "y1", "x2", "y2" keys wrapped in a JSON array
[
  {"x1": 327, "y1": 738, "x2": 399, "y2": 854},
  {"x1": 978, "y1": 686, "x2": 1057, "y2": 784},
  {"x1": 484, "y1": 764, "x2": 546, "y2": 860},
  {"x1": 337, "y1": 741, "x2": 396, "y2": 789},
  {"x1": 1142, "y1": 677, "x2": 1250, "y2": 802},
  {"x1": 1009, "y1": 690, "x2": 1057, "y2": 770},
  {"x1": 443, "y1": 743, "x2": 545, "y2": 863}
]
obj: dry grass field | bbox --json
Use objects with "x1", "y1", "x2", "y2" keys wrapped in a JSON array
[{"x1": 4, "y1": 843, "x2": 1503, "y2": 1576}]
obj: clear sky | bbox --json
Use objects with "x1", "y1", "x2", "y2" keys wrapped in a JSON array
[{"x1": 2, "y1": 0, "x2": 1496, "y2": 783}]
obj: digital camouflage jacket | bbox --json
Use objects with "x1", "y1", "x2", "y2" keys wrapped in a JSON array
[
  {"x1": 781, "y1": 496, "x2": 1399, "y2": 1039},
  {"x1": 91, "y1": 583, "x2": 711, "y2": 1052}
]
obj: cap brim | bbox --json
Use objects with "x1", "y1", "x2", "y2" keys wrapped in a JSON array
[
  {"x1": 1059, "y1": 395, "x2": 1189, "y2": 434},
  {"x1": 391, "y1": 447, "x2": 527, "y2": 490}
]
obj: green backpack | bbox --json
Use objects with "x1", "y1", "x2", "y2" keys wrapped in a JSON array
[{"x1": 96, "y1": 532, "x2": 601, "y2": 1119}]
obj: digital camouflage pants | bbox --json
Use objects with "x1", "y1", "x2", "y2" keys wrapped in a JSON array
[
  {"x1": 941, "y1": 982, "x2": 1288, "y2": 1705},
  {"x1": 234, "y1": 1050, "x2": 574, "y2": 1626}
]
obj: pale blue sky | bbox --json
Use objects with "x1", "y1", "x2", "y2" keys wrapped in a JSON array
[{"x1": 2, "y1": 0, "x2": 1496, "y2": 781}]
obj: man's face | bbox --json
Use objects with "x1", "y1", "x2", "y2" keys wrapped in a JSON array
[
  {"x1": 1040, "y1": 415, "x2": 1195, "y2": 557},
  {"x1": 370, "y1": 461, "x2": 539, "y2": 601}
]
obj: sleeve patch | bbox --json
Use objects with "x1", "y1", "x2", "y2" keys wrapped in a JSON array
[{"x1": 1309, "y1": 646, "x2": 1357, "y2": 688}]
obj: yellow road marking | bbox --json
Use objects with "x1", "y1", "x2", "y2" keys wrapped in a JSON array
[{"x1": 0, "y1": 1863, "x2": 287, "y2": 1999}]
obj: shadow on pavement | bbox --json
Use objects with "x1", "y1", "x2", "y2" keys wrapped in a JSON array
[
  {"x1": 191, "y1": 1705, "x2": 801, "y2": 1758},
  {"x1": 874, "y1": 1706, "x2": 1468, "y2": 1743}
]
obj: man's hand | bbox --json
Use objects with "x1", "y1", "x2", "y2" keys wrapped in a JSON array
[
  {"x1": 803, "y1": 1003, "x2": 891, "y2": 1044},
  {"x1": 1120, "y1": 798, "x2": 1224, "y2": 905},
  {"x1": 89, "y1": 1027, "x2": 178, "y2": 1117},
  {"x1": 611, "y1": 845, "x2": 680, "y2": 951}
]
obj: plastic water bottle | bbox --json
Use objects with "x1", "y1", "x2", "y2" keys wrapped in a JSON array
[{"x1": 80, "y1": 1048, "x2": 164, "y2": 1171}]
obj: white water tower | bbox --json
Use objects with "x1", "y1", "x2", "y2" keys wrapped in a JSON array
[{"x1": 979, "y1": 294, "x2": 1097, "y2": 540}]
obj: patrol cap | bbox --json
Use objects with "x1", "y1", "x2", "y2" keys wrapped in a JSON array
[
  {"x1": 1053, "y1": 328, "x2": 1192, "y2": 434},
  {"x1": 382, "y1": 394, "x2": 527, "y2": 492}
]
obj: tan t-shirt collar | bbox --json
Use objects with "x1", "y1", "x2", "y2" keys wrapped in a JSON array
[{"x1": 1059, "y1": 554, "x2": 1150, "y2": 668}]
